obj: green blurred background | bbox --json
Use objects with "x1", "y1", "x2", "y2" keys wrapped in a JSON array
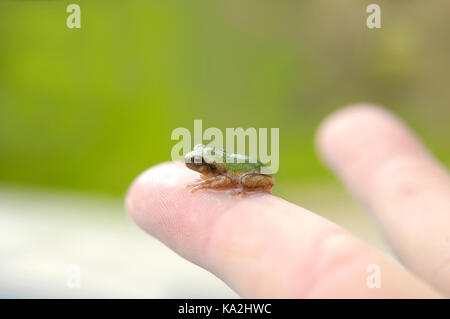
[{"x1": 1, "y1": 0, "x2": 449, "y2": 198}]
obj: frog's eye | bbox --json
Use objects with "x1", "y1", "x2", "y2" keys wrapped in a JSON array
[
  {"x1": 193, "y1": 156, "x2": 203, "y2": 164},
  {"x1": 186, "y1": 155, "x2": 203, "y2": 166}
]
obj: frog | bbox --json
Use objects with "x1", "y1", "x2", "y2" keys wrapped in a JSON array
[{"x1": 184, "y1": 144, "x2": 275, "y2": 194}]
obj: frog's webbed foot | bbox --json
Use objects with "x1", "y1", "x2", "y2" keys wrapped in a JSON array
[
  {"x1": 231, "y1": 186, "x2": 273, "y2": 197},
  {"x1": 187, "y1": 175, "x2": 232, "y2": 193}
]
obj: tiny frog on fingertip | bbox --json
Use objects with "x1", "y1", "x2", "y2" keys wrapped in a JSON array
[{"x1": 184, "y1": 144, "x2": 275, "y2": 194}]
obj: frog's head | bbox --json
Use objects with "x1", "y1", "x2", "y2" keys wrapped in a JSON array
[
  {"x1": 185, "y1": 144, "x2": 223, "y2": 176},
  {"x1": 185, "y1": 144, "x2": 212, "y2": 175}
]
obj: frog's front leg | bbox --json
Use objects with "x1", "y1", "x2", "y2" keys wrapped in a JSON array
[{"x1": 187, "y1": 175, "x2": 232, "y2": 193}]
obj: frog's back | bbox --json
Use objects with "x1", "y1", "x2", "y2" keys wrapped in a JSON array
[{"x1": 222, "y1": 151, "x2": 267, "y2": 175}]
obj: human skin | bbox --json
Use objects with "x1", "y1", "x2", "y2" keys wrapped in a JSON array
[{"x1": 126, "y1": 104, "x2": 450, "y2": 298}]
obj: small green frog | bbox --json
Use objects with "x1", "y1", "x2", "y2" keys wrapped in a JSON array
[{"x1": 185, "y1": 144, "x2": 275, "y2": 194}]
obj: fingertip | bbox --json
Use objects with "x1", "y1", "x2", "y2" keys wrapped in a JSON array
[
  {"x1": 124, "y1": 161, "x2": 255, "y2": 261},
  {"x1": 126, "y1": 162, "x2": 178, "y2": 217},
  {"x1": 125, "y1": 162, "x2": 197, "y2": 240},
  {"x1": 316, "y1": 103, "x2": 396, "y2": 167}
]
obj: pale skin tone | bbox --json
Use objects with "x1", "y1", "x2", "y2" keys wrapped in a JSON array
[{"x1": 126, "y1": 104, "x2": 450, "y2": 298}]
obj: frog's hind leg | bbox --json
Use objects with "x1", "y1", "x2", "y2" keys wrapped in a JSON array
[
  {"x1": 187, "y1": 175, "x2": 232, "y2": 193},
  {"x1": 232, "y1": 186, "x2": 272, "y2": 197},
  {"x1": 239, "y1": 173, "x2": 274, "y2": 194}
]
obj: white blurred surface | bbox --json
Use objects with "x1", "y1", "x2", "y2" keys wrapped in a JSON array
[
  {"x1": 0, "y1": 184, "x2": 388, "y2": 298},
  {"x1": 0, "y1": 186, "x2": 238, "y2": 298}
]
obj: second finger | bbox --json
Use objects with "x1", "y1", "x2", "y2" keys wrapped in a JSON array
[{"x1": 317, "y1": 104, "x2": 450, "y2": 295}]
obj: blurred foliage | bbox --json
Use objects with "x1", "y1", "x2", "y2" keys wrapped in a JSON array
[{"x1": 0, "y1": 0, "x2": 449, "y2": 197}]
